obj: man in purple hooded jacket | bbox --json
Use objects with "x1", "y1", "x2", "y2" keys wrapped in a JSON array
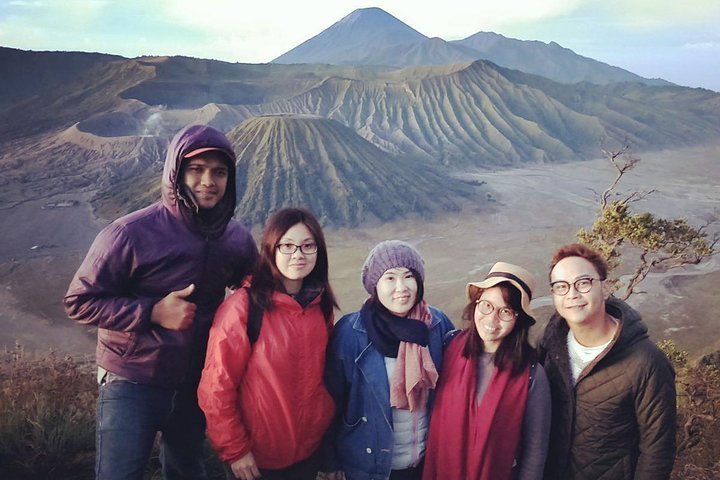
[{"x1": 65, "y1": 124, "x2": 258, "y2": 480}]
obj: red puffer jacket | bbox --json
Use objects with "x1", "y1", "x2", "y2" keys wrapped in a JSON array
[{"x1": 198, "y1": 288, "x2": 335, "y2": 469}]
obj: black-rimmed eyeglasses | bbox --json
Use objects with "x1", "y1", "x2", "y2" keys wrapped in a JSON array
[
  {"x1": 276, "y1": 243, "x2": 318, "y2": 255},
  {"x1": 549, "y1": 277, "x2": 601, "y2": 296}
]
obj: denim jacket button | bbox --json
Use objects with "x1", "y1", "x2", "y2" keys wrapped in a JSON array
[{"x1": 366, "y1": 447, "x2": 372, "y2": 454}]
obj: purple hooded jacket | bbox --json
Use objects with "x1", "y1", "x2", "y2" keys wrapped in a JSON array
[{"x1": 64, "y1": 125, "x2": 258, "y2": 388}]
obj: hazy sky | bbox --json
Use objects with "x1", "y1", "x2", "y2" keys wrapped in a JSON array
[{"x1": 1, "y1": 0, "x2": 719, "y2": 91}]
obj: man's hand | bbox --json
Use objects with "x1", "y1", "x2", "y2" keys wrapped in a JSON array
[
  {"x1": 230, "y1": 451, "x2": 261, "y2": 480},
  {"x1": 150, "y1": 284, "x2": 196, "y2": 330}
]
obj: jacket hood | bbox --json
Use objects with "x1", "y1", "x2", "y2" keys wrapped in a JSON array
[
  {"x1": 543, "y1": 296, "x2": 649, "y2": 355},
  {"x1": 162, "y1": 124, "x2": 238, "y2": 237}
]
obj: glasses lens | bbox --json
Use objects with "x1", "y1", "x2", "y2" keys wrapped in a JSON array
[
  {"x1": 575, "y1": 278, "x2": 593, "y2": 293},
  {"x1": 277, "y1": 243, "x2": 297, "y2": 254},
  {"x1": 477, "y1": 300, "x2": 493, "y2": 315},
  {"x1": 300, "y1": 243, "x2": 318, "y2": 254},
  {"x1": 498, "y1": 308, "x2": 516, "y2": 322},
  {"x1": 551, "y1": 281, "x2": 570, "y2": 296}
]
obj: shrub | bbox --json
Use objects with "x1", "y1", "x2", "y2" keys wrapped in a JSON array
[{"x1": 0, "y1": 345, "x2": 97, "y2": 479}]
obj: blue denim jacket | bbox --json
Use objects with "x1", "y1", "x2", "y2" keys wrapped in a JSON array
[{"x1": 323, "y1": 306, "x2": 455, "y2": 480}]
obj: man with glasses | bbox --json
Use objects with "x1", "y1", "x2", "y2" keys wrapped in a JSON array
[{"x1": 538, "y1": 243, "x2": 676, "y2": 480}]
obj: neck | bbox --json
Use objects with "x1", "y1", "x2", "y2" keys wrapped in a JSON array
[
  {"x1": 282, "y1": 278, "x2": 302, "y2": 295},
  {"x1": 483, "y1": 340, "x2": 500, "y2": 353},
  {"x1": 569, "y1": 313, "x2": 617, "y2": 347}
]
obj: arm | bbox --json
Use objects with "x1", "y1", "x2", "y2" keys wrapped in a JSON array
[
  {"x1": 633, "y1": 351, "x2": 677, "y2": 480},
  {"x1": 321, "y1": 316, "x2": 355, "y2": 474},
  {"x1": 227, "y1": 229, "x2": 259, "y2": 289},
  {"x1": 197, "y1": 291, "x2": 254, "y2": 464},
  {"x1": 64, "y1": 223, "x2": 157, "y2": 332},
  {"x1": 517, "y1": 364, "x2": 552, "y2": 480}
]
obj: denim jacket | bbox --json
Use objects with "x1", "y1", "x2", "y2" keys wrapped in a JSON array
[{"x1": 323, "y1": 306, "x2": 454, "y2": 480}]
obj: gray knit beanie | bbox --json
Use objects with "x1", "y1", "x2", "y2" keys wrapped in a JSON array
[{"x1": 361, "y1": 240, "x2": 425, "y2": 294}]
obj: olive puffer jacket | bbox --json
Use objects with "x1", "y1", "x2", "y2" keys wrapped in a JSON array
[{"x1": 538, "y1": 297, "x2": 676, "y2": 480}]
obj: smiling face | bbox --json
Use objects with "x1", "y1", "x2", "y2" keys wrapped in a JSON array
[
  {"x1": 473, "y1": 286, "x2": 517, "y2": 352},
  {"x1": 275, "y1": 222, "x2": 317, "y2": 294},
  {"x1": 375, "y1": 267, "x2": 418, "y2": 317},
  {"x1": 181, "y1": 153, "x2": 229, "y2": 209},
  {"x1": 550, "y1": 256, "x2": 609, "y2": 329}
]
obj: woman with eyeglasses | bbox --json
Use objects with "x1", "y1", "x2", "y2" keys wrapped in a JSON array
[
  {"x1": 422, "y1": 262, "x2": 551, "y2": 480},
  {"x1": 199, "y1": 207, "x2": 338, "y2": 480},
  {"x1": 323, "y1": 240, "x2": 454, "y2": 480}
]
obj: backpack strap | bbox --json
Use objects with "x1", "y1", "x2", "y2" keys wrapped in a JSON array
[{"x1": 245, "y1": 288, "x2": 263, "y2": 346}]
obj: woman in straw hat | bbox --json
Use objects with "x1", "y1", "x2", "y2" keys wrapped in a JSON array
[
  {"x1": 323, "y1": 240, "x2": 454, "y2": 480},
  {"x1": 422, "y1": 262, "x2": 551, "y2": 480}
]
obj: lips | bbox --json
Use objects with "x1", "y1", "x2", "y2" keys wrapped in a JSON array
[{"x1": 195, "y1": 190, "x2": 218, "y2": 198}]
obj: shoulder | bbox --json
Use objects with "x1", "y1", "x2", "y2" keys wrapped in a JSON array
[
  {"x1": 214, "y1": 288, "x2": 251, "y2": 328},
  {"x1": 333, "y1": 311, "x2": 363, "y2": 335},
  {"x1": 330, "y1": 311, "x2": 370, "y2": 358},
  {"x1": 114, "y1": 202, "x2": 165, "y2": 229},
  {"x1": 429, "y1": 306, "x2": 455, "y2": 330}
]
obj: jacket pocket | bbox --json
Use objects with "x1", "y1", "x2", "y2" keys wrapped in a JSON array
[{"x1": 98, "y1": 329, "x2": 138, "y2": 358}]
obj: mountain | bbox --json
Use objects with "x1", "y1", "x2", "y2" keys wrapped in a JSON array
[
  {"x1": 271, "y1": 8, "x2": 669, "y2": 87},
  {"x1": 0, "y1": 47, "x2": 123, "y2": 109},
  {"x1": 451, "y1": 32, "x2": 669, "y2": 86},
  {"x1": 227, "y1": 115, "x2": 472, "y2": 225},
  {"x1": 2, "y1": 50, "x2": 719, "y2": 226},
  {"x1": 250, "y1": 61, "x2": 720, "y2": 166},
  {"x1": 273, "y1": 7, "x2": 426, "y2": 65}
]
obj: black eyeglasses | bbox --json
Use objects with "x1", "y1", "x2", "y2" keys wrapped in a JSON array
[
  {"x1": 549, "y1": 277, "x2": 601, "y2": 296},
  {"x1": 276, "y1": 243, "x2": 318, "y2": 255},
  {"x1": 475, "y1": 299, "x2": 518, "y2": 322}
]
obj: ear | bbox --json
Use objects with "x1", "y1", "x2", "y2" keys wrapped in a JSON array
[{"x1": 601, "y1": 279, "x2": 612, "y2": 300}]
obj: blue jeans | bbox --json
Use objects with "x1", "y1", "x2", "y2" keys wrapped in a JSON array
[{"x1": 96, "y1": 377, "x2": 207, "y2": 480}]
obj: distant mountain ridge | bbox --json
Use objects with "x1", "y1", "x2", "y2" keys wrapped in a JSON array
[
  {"x1": 273, "y1": 7, "x2": 671, "y2": 87},
  {"x1": 1, "y1": 15, "x2": 719, "y2": 226}
]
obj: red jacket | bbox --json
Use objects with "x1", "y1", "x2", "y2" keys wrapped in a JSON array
[{"x1": 198, "y1": 288, "x2": 335, "y2": 468}]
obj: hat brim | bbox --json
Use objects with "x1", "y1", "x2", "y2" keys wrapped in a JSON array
[
  {"x1": 183, "y1": 147, "x2": 234, "y2": 161},
  {"x1": 466, "y1": 277, "x2": 535, "y2": 324}
]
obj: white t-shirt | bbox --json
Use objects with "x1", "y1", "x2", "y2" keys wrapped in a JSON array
[{"x1": 566, "y1": 324, "x2": 617, "y2": 384}]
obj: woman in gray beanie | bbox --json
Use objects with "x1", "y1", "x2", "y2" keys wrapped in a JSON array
[{"x1": 323, "y1": 240, "x2": 454, "y2": 480}]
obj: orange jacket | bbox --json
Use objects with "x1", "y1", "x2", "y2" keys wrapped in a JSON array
[{"x1": 198, "y1": 288, "x2": 335, "y2": 468}]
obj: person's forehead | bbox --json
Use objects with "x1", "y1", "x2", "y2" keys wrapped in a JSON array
[
  {"x1": 382, "y1": 267, "x2": 411, "y2": 276},
  {"x1": 551, "y1": 256, "x2": 600, "y2": 279},
  {"x1": 184, "y1": 154, "x2": 229, "y2": 168}
]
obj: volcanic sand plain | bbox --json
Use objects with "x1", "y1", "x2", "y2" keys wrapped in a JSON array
[{"x1": 1, "y1": 145, "x2": 718, "y2": 358}]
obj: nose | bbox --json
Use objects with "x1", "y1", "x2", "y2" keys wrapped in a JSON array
[
  {"x1": 200, "y1": 170, "x2": 215, "y2": 186},
  {"x1": 394, "y1": 278, "x2": 409, "y2": 291}
]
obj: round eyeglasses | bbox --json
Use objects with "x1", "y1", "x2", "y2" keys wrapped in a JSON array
[
  {"x1": 475, "y1": 299, "x2": 517, "y2": 322},
  {"x1": 276, "y1": 243, "x2": 318, "y2": 255},
  {"x1": 549, "y1": 277, "x2": 601, "y2": 296}
]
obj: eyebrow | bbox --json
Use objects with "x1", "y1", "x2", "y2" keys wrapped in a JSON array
[
  {"x1": 279, "y1": 237, "x2": 314, "y2": 243},
  {"x1": 551, "y1": 275, "x2": 594, "y2": 282}
]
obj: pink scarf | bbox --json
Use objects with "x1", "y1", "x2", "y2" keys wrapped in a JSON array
[{"x1": 388, "y1": 300, "x2": 439, "y2": 412}]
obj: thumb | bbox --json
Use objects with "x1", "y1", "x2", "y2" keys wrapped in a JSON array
[{"x1": 173, "y1": 283, "x2": 195, "y2": 298}]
